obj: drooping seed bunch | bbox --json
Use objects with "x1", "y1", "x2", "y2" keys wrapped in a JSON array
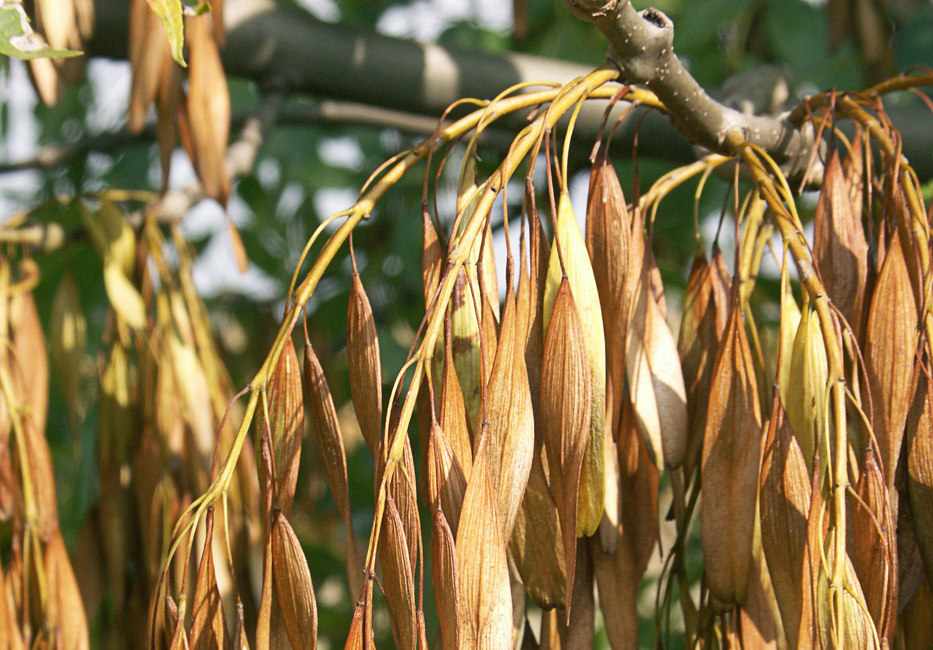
[{"x1": 139, "y1": 70, "x2": 933, "y2": 649}]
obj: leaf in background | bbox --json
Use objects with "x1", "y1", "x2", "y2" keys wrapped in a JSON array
[
  {"x1": 701, "y1": 292, "x2": 762, "y2": 606},
  {"x1": 146, "y1": 0, "x2": 185, "y2": 66},
  {"x1": 49, "y1": 273, "x2": 86, "y2": 430},
  {"x1": 0, "y1": 0, "x2": 79, "y2": 68}
]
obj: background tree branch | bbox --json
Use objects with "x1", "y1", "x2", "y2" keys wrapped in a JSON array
[{"x1": 81, "y1": 0, "x2": 932, "y2": 183}]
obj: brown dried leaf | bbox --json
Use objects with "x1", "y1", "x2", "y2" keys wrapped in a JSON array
[
  {"x1": 432, "y1": 505, "x2": 459, "y2": 650},
  {"x1": 543, "y1": 192, "x2": 605, "y2": 536},
  {"x1": 189, "y1": 511, "x2": 226, "y2": 650},
  {"x1": 347, "y1": 273, "x2": 383, "y2": 458},
  {"x1": 455, "y1": 434, "x2": 512, "y2": 648},
  {"x1": 272, "y1": 512, "x2": 318, "y2": 650},
  {"x1": 701, "y1": 293, "x2": 762, "y2": 605},
  {"x1": 759, "y1": 392, "x2": 809, "y2": 649},
  {"x1": 864, "y1": 230, "x2": 917, "y2": 487},
  {"x1": 814, "y1": 149, "x2": 868, "y2": 332},
  {"x1": 541, "y1": 279, "x2": 591, "y2": 609},
  {"x1": 184, "y1": 13, "x2": 231, "y2": 206},
  {"x1": 484, "y1": 287, "x2": 534, "y2": 538},
  {"x1": 258, "y1": 338, "x2": 303, "y2": 516}
]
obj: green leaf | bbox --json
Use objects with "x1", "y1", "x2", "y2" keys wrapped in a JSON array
[
  {"x1": 0, "y1": 2, "x2": 81, "y2": 60},
  {"x1": 147, "y1": 0, "x2": 187, "y2": 66}
]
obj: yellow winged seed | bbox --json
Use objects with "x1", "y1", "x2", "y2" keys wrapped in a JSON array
[
  {"x1": 272, "y1": 512, "x2": 318, "y2": 650},
  {"x1": 701, "y1": 292, "x2": 762, "y2": 605},
  {"x1": 541, "y1": 279, "x2": 591, "y2": 611},
  {"x1": 625, "y1": 257, "x2": 688, "y2": 470},
  {"x1": 759, "y1": 391, "x2": 809, "y2": 650},
  {"x1": 865, "y1": 230, "x2": 917, "y2": 488},
  {"x1": 440, "y1": 327, "x2": 474, "y2": 477},
  {"x1": 449, "y1": 268, "x2": 483, "y2": 433},
  {"x1": 484, "y1": 286, "x2": 534, "y2": 538},
  {"x1": 347, "y1": 273, "x2": 382, "y2": 459},
  {"x1": 455, "y1": 434, "x2": 512, "y2": 648},
  {"x1": 543, "y1": 192, "x2": 605, "y2": 536},
  {"x1": 786, "y1": 301, "x2": 828, "y2": 473}
]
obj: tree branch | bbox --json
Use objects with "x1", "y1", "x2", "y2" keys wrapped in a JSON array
[{"x1": 566, "y1": 0, "x2": 822, "y2": 182}]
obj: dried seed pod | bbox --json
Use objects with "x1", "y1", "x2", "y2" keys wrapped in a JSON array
[
  {"x1": 439, "y1": 326, "x2": 474, "y2": 478},
  {"x1": 541, "y1": 279, "x2": 591, "y2": 609},
  {"x1": 625, "y1": 256, "x2": 688, "y2": 470},
  {"x1": 484, "y1": 287, "x2": 534, "y2": 538},
  {"x1": 585, "y1": 148, "x2": 629, "y2": 436},
  {"x1": 786, "y1": 300, "x2": 828, "y2": 473},
  {"x1": 189, "y1": 511, "x2": 226, "y2": 649},
  {"x1": 701, "y1": 292, "x2": 762, "y2": 605},
  {"x1": 182, "y1": 12, "x2": 231, "y2": 207},
  {"x1": 908, "y1": 357, "x2": 933, "y2": 582},
  {"x1": 813, "y1": 149, "x2": 868, "y2": 334},
  {"x1": 347, "y1": 273, "x2": 382, "y2": 459},
  {"x1": 304, "y1": 337, "x2": 361, "y2": 596},
  {"x1": 455, "y1": 434, "x2": 512, "y2": 648},
  {"x1": 257, "y1": 338, "x2": 303, "y2": 517},
  {"x1": 272, "y1": 512, "x2": 318, "y2": 650},
  {"x1": 380, "y1": 496, "x2": 418, "y2": 650},
  {"x1": 427, "y1": 419, "x2": 467, "y2": 535},
  {"x1": 543, "y1": 192, "x2": 606, "y2": 537},
  {"x1": 509, "y1": 447, "x2": 566, "y2": 610},
  {"x1": 422, "y1": 209, "x2": 443, "y2": 309},
  {"x1": 678, "y1": 249, "x2": 730, "y2": 479},
  {"x1": 449, "y1": 268, "x2": 484, "y2": 433},
  {"x1": 864, "y1": 230, "x2": 917, "y2": 488},
  {"x1": 345, "y1": 579, "x2": 375, "y2": 650},
  {"x1": 851, "y1": 448, "x2": 897, "y2": 643},
  {"x1": 759, "y1": 392, "x2": 809, "y2": 650},
  {"x1": 432, "y1": 505, "x2": 460, "y2": 650}
]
